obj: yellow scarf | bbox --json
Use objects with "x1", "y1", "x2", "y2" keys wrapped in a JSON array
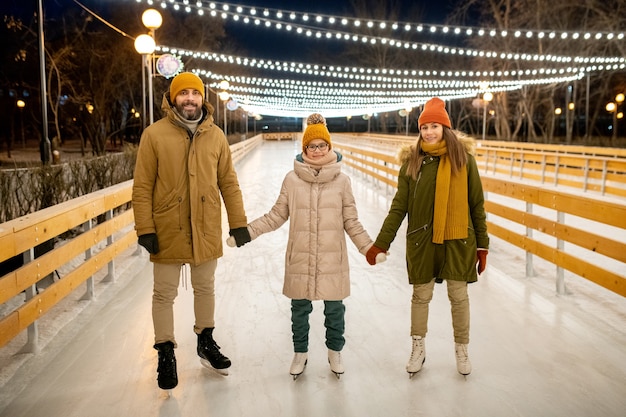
[{"x1": 421, "y1": 140, "x2": 468, "y2": 244}]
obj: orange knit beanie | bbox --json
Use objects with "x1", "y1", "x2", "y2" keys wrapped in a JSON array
[
  {"x1": 302, "y1": 113, "x2": 332, "y2": 151},
  {"x1": 169, "y1": 72, "x2": 205, "y2": 100},
  {"x1": 418, "y1": 97, "x2": 451, "y2": 128}
]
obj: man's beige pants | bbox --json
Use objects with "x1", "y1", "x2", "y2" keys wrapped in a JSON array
[{"x1": 152, "y1": 260, "x2": 217, "y2": 345}]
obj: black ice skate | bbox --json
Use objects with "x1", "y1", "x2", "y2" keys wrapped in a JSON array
[
  {"x1": 154, "y1": 341, "x2": 178, "y2": 392},
  {"x1": 197, "y1": 328, "x2": 231, "y2": 375}
]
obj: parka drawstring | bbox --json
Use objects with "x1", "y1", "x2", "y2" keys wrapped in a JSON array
[{"x1": 181, "y1": 263, "x2": 189, "y2": 290}]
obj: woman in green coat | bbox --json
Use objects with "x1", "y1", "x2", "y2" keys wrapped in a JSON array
[{"x1": 366, "y1": 97, "x2": 489, "y2": 377}]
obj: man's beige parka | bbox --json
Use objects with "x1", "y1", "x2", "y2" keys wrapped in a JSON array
[{"x1": 132, "y1": 95, "x2": 247, "y2": 265}]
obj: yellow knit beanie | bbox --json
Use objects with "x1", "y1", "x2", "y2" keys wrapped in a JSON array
[
  {"x1": 302, "y1": 113, "x2": 331, "y2": 151},
  {"x1": 169, "y1": 72, "x2": 205, "y2": 100}
]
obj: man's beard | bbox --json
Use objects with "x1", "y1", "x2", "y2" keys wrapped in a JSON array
[{"x1": 176, "y1": 102, "x2": 202, "y2": 120}]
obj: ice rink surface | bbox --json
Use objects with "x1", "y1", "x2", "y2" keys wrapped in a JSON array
[{"x1": 1, "y1": 140, "x2": 625, "y2": 417}]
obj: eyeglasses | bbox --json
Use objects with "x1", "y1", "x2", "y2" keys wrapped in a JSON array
[{"x1": 306, "y1": 143, "x2": 328, "y2": 151}]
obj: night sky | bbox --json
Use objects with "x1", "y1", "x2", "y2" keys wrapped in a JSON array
[{"x1": 0, "y1": 0, "x2": 459, "y2": 62}]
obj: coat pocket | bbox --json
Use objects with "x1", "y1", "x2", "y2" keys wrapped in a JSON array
[
  {"x1": 200, "y1": 195, "x2": 221, "y2": 240},
  {"x1": 406, "y1": 224, "x2": 434, "y2": 281},
  {"x1": 406, "y1": 223, "x2": 430, "y2": 248},
  {"x1": 444, "y1": 227, "x2": 478, "y2": 278}
]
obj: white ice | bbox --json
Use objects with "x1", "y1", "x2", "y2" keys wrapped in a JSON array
[{"x1": 1, "y1": 140, "x2": 625, "y2": 417}]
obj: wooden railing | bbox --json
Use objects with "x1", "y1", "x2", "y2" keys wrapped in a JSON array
[
  {"x1": 332, "y1": 139, "x2": 626, "y2": 298},
  {"x1": 231, "y1": 135, "x2": 262, "y2": 163},
  {"x1": 0, "y1": 138, "x2": 261, "y2": 351},
  {"x1": 0, "y1": 180, "x2": 136, "y2": 350},
  {"x1": 475, "y1": 144, "x2": 626, "y2": 198},
  {"x1": 332, "y1": 134, "x2": 626, "y2": 199}
]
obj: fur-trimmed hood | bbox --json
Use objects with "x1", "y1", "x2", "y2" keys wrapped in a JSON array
[{"x1": 396, "y1": 130, "x2": 477, "y2": 164}]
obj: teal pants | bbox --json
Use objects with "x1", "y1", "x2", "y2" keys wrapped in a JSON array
[{"x1": 291, "y1": 299, "x2": 345, "y2": 352}]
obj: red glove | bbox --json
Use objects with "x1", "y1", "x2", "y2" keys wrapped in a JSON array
[
  {"x1": 476, "y1": 249, "x2": 488, "y2": 275},
  {"x1": 366, "y1": 245, "x2": 386, "y2": 265}
]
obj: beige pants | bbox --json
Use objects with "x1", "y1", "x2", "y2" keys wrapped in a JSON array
[
  {"x1": 152, "y1": 260, "x2": 217, "y2": 345},
  {"x1": 410, "y1": 279, "x2": 470, "y2": 344}
]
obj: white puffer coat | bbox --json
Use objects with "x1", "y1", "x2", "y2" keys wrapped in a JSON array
[{"x1": 248, "y1": 152, "x2": 373, "y2": 300}]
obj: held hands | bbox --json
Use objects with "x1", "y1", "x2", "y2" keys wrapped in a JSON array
[
  {"x1": 229, "y1": 227, "x2": 251, "y2": 247},
  {"x1": 476, "y1": 249, "x2": 488, "y2": 275},
  {"x1": 138, "y1": 233, "x2": 160, "y2": 254},
  {"x1": 366, "y1": 245, "x2": 388, "y2": 265}
]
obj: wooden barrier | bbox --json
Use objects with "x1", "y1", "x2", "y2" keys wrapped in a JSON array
[
  {"x1": 263, "y1": 132, "x2": 296, "y2": 141},
  {"x1": 333, "y1": 135, "x2": 626, "y2": 199},
  {"x1": 475, "y1": 145, "x2": 626, "y2": 198},
  {"x1": 332, "y1": 139, "x2": 626, "y2": 298},
  {"x1": 0, "y1": 180, "x2": 136, "y2": 350},
  {"x1": 231, "y1": 135, "x2": 262, "y2": 164},
  {"x1": 481, "y1": 177, "x2": 626, "y2": 297}
]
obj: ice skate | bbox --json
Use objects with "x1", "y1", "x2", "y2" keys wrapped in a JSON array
[
  {"x1": 154, "y1": 341, "x2": 178, "y2": 390},
  {"x1": 328, "y1": 349, "x2": 344, "y2": 379},
  {"x1": 455, "y1": 343, "x2": 471, "y2": 376},
  {"x1": 406, "y1": 336, "x2": 425, "y2": 378},
  {"x1": 289, "y1": 352, "x2": 308, "y2": 380},
  {"x1": 197, "y1": 328, "x2": 231, "y2": 376}
]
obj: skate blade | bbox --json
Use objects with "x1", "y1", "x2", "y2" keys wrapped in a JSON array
[
  {"x1": 332, "y1": 372, "x2": 343, "y2": 380},
  {"x1": 290, "y1": 366, "x2": 306, "y2": 380},
  {"x1": 200, "y1": 358, "x2": 229, "y2": 376},
  {"x1": 159, "y1": 388, "x2": 173, "y2": 398}
]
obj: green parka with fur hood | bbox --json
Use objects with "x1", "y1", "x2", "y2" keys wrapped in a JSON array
[
  {"x1": 373, "y1": 132, "x2": 488, "y2": 284},
  {"x1": 132, "y1": 93, "x2": 248, "y2": 265}
]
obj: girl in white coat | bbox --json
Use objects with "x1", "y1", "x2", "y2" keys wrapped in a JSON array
[{"x1": 246, "y1": 114, "x2": 374, "y2": 379}]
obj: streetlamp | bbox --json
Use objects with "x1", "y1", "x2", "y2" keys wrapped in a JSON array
[
  {"x1": 17, "y1": 99, "x2": 26, "y2": 148},
  {"x1": 219, "y1": 80, "x2": 230, "y2": 135},
  {"x1": 135, "y1": 34, "x2": 155, "y2": 128},
  {"x1": 482, "y1": 92, "x2": 493, "y2": 140},
  {"x1": 134, "y1": 9, "x2": 162, "y2": 127}
]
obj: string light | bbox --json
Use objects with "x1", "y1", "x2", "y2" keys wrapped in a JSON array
[
  {"x1": 160, "y1": 45, "x2": 615, "y2": 84},
  {"x1": 191, "y1": 65, "x2": 584, "y2": 117},
  {"x1": 131, "y1": 0, "x2": 623, "y2": 116},
  {"x1": 136, "y1": 0, "x2": 625, "y2": 64},
  {"x1": 143, "y1": 0, "x2": 626, "y2": 42}
]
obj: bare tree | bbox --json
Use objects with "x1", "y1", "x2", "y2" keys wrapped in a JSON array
[{"x1": 450, "y1": 0, "x2": 626, "y2": 143}]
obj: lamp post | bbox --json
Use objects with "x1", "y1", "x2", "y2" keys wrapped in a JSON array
[
  {"x1": 606, "y1": 95, "x2": 623, "y2": 143},
  {"x1": 482, "y1": 92, "x2": 493, "y2": 140},
  {"x1": 134, "y1": 34, "x2": 155, "y2": 128},
  {"x1": 219, "y1": 92, "x2": 230, "y2": 136},
  {"x1": 219, "y1": 80, "x2": 230, "y2": 136},
  {"x1": 615, "y1": 93, "x2": 624, "y2": 141},
  {"x1": 17, "y1": 99, "x2": 26, "y2": 148},
  {"x1": 404, "y1": 100, "x2": 412, "y2": 136},
  {"x1": 134, "y1": 9, "x2": 162, "y2": 127}
]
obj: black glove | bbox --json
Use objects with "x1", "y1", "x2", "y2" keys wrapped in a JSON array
[
  {"x1": 138, "y1": 233, "x2": 160, "y2": 254},
  {"x1": 229, "y1": 227, "x2": 251, "y2": 247}
]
